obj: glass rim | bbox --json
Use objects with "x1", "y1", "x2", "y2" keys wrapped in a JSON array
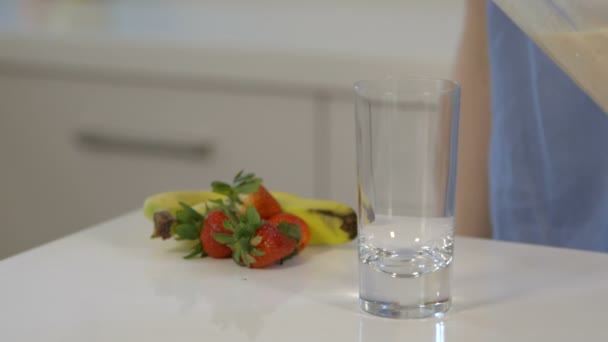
[{"x1": 354, "y1": 77, "x2": 460, "y2": 95}]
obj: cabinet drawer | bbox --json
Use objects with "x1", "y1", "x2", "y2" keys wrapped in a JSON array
[{"x1": 0, "y1": 75, "x2": 316, "y2": 258}]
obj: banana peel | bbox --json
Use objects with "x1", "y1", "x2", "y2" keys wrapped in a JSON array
[
  {"x1": 143, "y1": 191, "x2": 357, "y2": 245},
  {"x1": 272, "y1": 193, "x2": 357, "y2": 245},
  {"x1": 143, "y1": 191, "x2": 226, "y2": 219}
]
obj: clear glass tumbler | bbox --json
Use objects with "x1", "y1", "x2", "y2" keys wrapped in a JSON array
[{"x1": 355, "y1": 78, "x2": 460, "y2": 319}]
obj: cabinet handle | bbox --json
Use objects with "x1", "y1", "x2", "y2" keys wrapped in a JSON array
[{"x1": 75, "y1": 127, "x2": 213, "y2": 161}]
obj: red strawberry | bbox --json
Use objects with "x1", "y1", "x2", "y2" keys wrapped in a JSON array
[
  {"x1": 249, "y1": 222, "x2": 297, "y2": 269},
  {"x1": 238, "y1": 185, "x2": 282, "y2": 219},
  {"x1": 200, "y1": 210, "x2": 233, "y2": 258},
  {"x1": 216, "y1": 206, "x2": 297, "y2": 268},
  {"x1": 268, "y1": 213, "x2": 311, "y2": 251}
]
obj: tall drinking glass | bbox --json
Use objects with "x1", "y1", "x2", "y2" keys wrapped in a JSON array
[{"x1": 355, "y1": 78, "x2": 460, "y2": 319}]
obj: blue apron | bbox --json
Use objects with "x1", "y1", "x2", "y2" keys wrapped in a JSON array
[{"x1": 487, "y1": 2, "x2": 608, "y2": 252}]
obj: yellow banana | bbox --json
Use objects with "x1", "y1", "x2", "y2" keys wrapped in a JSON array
[
  {"x1": 142, "y1": 191, "x2": 357, "y2": 245},
  {"x1": 142, "y1": 191, "x2": 225, "y2": 220},
  {"x1": 273, "y1": 193, "x2": 357, "y2": 245}
]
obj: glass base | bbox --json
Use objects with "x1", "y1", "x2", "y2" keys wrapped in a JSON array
[{"x1": 360, "y1": 298, "x2": 451, "y2": 319}]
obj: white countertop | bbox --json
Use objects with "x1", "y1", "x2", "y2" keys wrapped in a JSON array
[
  {"x1": 1, "y1": 211, "x2": 607, "y2": 341},
  {"x1": 0, "y1": 0, "x2": 464, "y2": 91}
]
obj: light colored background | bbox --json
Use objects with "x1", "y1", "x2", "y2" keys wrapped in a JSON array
[{"x1": 0, "y1": 0, "x2": 465, "y2": 259}]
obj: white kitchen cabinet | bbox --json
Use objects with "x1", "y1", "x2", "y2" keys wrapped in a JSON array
[
  {"x1": 0, "y1": 0, "x2": 465, "y2": 259},
  {"x1": 327, "y1": 99, "x2": 358, "y2": 208},
  {"x1": 0, "y1": 74, "x2": 317, "y2": 259}
]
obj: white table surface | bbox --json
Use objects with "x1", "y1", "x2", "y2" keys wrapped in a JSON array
[{"x1": 1, "y1": 211, "x2": 607, "y2": 341}]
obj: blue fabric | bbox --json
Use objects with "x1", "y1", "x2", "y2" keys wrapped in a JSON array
[{"x1": 487, "y1": 2, "x2": 608, "y2": 252}]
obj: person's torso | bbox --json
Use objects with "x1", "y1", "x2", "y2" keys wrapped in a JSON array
[{"x1": 487, "y1": 1, "x2": 608, "y2": 252}]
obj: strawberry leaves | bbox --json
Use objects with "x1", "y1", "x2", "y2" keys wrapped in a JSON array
[
  {"x1": 173, "y1": 203, "x2": 204, "y2": 240},
  {"x1": 212, "y1": 206, "x2": 266, "y2": 268},
  {"x1": 212, "y1": 233, "x2": 234, "y2": 244},
  {"x1": 172, "y1": 202, "x2": 207, "y2": 259},
  {"x1": 211, "y1": 170, "x2": 262, "y2": 205},
  {"x1": 183, "y1": 242, "x2": 207, "y2": 259},
  {"x1": 174, "y1": 223, "x2": 199, "y2": 240},
  {"x1": 175, "y1": 202, "x2": 204, "y2": 223},
  {"x1": 277, "y1": 222, "x2": 301, "y2": 243},
  {"x1": 210, "y1": 182, "x2": 232, "y2": 196},
  {"x1": 233, "y1": 170, "x2": 263, "y2": 195}
]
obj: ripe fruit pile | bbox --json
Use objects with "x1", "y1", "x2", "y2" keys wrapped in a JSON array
[{"x1": 147, "y1": 171, "x2": 338, "y2": 268}]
